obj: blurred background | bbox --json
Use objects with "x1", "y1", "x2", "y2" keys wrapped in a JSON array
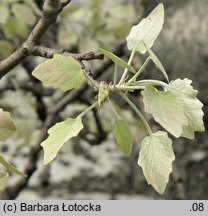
[{"x1": 0, "y1": 0, "x2": 207, "y2": 199}]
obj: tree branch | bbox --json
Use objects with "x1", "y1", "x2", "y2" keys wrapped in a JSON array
[
  {"x1": 0, "y1": 47, "x2": 29, "y2": 79},
  {"x1": 27, "y1": 0, "x2": 67, "y2": 46},
  {"x1": 30, "y1": 45, "x2": 104, "y2": 60},
  {"x1": 0, "y1": 0, "x2": 72, "y2": 79}
]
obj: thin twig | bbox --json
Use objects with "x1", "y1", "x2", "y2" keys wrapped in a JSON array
[{"x1": 31, "y1": 45, "x2": 104, "y2": 60}]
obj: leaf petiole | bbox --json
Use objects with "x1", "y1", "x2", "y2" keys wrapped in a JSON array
[
  {"x1": 115, "y1": 85, "x2": 145, "y2": 91},
  {"x1": 127, "y1": 57, "x2": 151, "y2": 84},
  {"x1": 115, "y1": 79, "x2": 168, "y2": 92},
  {"x1": 83, "y1": 69, "x2": 99, "y2": 90},
  {"x1": 77, "y1": 100, "x2": 99, "y2": 118},
  {"x1": 142, "y1": 41, "x2": 169, "y2": 82},
  {"x1": 108, "y1": 97, "x2": 120, "y2": 119},
  {"x1": 134, "y1": 79, "x2": 168, "y2": 88},
  {"x1": 118, "y1": 49, "x2": 135, "y2": 85},
  {"x1": 113, "y1": 64, "x2": 118, "y2": 88},
  {"x1": 119, "y1": 92, "x2": 152, "y2": 136}
]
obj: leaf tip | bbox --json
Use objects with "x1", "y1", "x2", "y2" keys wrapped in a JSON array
[
  {"x1": 22, "y1": 173, "x2": 28, "y2": 178},
  {"x1": 40, "y1": 142, "x2": 53, "y2": 165}
]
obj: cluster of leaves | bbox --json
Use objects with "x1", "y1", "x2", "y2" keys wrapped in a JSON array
[
  {"x1": 0, "y1": 0, "x2": 37, "y2": 59},
  {"x1": 31, "y1": 4, "x2": 205, "y2": 194},
  {"x1": 58, "y1": 0, "x2": 137, "y2": 52},
  {"x1": 0, "y1": 3, "x2": 205, "y2": 194}
]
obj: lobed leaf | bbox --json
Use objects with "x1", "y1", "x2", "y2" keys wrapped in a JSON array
[
  {"x1": 99, "y1": 48, "x2": 136, "y2": 73},
  {"x1": 141, "y1": 86, "x2": 188, "y2": 137},
  {"x1": 0, "y1": 108, "x2": 16, "y2": 141},
  {"x1": 41, "y1": 118, "x2": 83, "y2": 165},
  {"x1": 126, "y1": 3, "x2": 164, "y2": 54},
  {"x1": 167, "y1": 79, "x2": 205, "y2": 139},
  {"x1": 138, "y1": 131, "x2": 175, "y2": 194},
  {"x1": 0, "y1": 154, "x2": 27, "y2": 177},
  {"x1": 0, "y1": 171, "x2": 9, "y2": 190},
  {"x1": 114, "y1": 119, "x2": 133, "y2": 156},
  {"x1": 32, "y1": 54, "x2": 85, "y2": 92}
]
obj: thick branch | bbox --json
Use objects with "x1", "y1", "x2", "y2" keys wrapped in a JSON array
[
  {"x1": 27, "y1": 0, "x2": 67, "y2": 46},
  {"x1": 0, "y1": 0, "x2": 105, "y2": 79},
  {"x1": 0, "y1": 0, "x2": 71, "y2": 79},
  {"x1": 31, "y1": 45, "x2": 104, "y2": 60},
  {"x1": 0, "y1": 47, "x2": 29, "y2": 79}
]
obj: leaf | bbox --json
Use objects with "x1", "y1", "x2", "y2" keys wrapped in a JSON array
[
  {"x1": 3, "y1": 16, "x2": 29, "y2": 39},
  {"x1": 99, "y1": 48, "x2": 136, "y2": 73},
  {"x1": 0, "y1": 108, "x2": 16, "y2": 141},
  {"x1": 80, "y1": 37, "x2": 99, "y2": 53},
  {"x1": 0, "y1": 154, "x2": 27, "y2": 177},
  {"x1": 12, "y1": 3, "x2": 36, "y2": 26},
  {"x1": 0, "y1": 40, "x2": 13, "y2": 59},
  {"x1": 144, "y1": 42, "x2": 169, "y2": 82},
  {"x1": 58, "y1": 26, "x2": 78, "y2": 48},
  {"x1": 138, "y1": 131, "x2": 175, "y2": 194},
  {"x1": 167, "y1": 79, "x2": 205, "y2": 139},
  {"x1": 126, "y1": 3, "x2": 164, "y2": 54},
  {"x1": 98, "y1": 82, "x2": 108, "y2": 106},
  {"x1": 0, "y1": 5, "x2": 9, "y2": 24},
  {"x1": 0, "y1": 171, "x2": 9, "y2": 190},
  {"x1": 41, "y1": 117, "x2": 83, "y2": 165},
  {"x1": 32, "y1": 54, "x2": 85, "y2": 92},
  {"x1": 114, "y1": 119, "x2": 133, "y2": 156},
  {"x1": 141, "y1": 86, "x2": 188, "y2": 138}
]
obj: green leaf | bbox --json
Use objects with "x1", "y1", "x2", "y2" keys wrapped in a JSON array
[
  {"x1": 167, "y1": 79, "x2": 205, "y2": 139},
  {"x1": 141, "y1": 86, "x2": 188, "y2": 138},
  {"x1": 144, "y1": 42, "x2": 169, "y2": 82},
  {"x1": 3, "y1": 16, "x2": 29, "y2": 39},
  {"x1": 98, "y1": 81, "x2": 108, "y2": 106},
  {"x1": 12, "y1": 3, "x2": 36, "y2": 26},
  {"x1": 0, "y1": 40, "x2": 13, "y2": 59},
  {"x1": 0, "y1": 154, "x2": 27, "y2": 177},
  {"x1": 138, "y1": 131, "x2": 175, "y2": 194},
  {"x1": 114, "y1": 119, "x2": 133, "y2": 156},
  {"x1": 79, "y1": 37, "x2": 99, "y2": 53},
  {"x1": 32, "y1": 54, "x2": 85, "y2": 92},
  {"x1": 99, "y1": 48, "x2": 136, "y2": 73},
  {"x1": 0, "y1": 5, "x2": 9, "y2": 24},
  {"x1": 0, "y1": 171, "x2": 9, "y2": 190},
  {"x1": 126, "y1": 3, "x2": 164, "y2": 54},
  {"x1": 0, "y1": 108, "x2": 16, "y2": 141},
  {"x1": 41, "y1": 117, "x2": 83, "y2": 165}
]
